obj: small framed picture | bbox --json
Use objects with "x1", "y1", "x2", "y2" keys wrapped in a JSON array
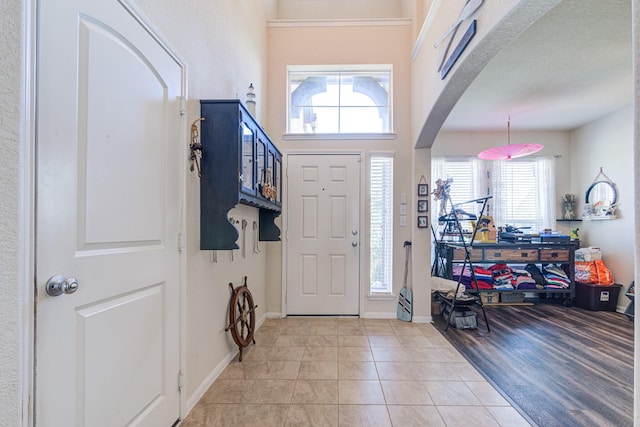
[
  {"x1": 417, "y1": 216, "x2": 428, "y2": 228},
  {"x1": 417, "y1": 200, "x2": 428, "y2": 212},
  {"x1": 417, "y1": 183, "x2": 429, "y2": 197}
]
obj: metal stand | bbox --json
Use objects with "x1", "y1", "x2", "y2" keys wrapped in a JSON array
[{"x1": 435, "y1": 195, "x2": 492, "y2": 332}]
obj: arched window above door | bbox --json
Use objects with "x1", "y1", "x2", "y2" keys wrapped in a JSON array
[{"x1": 287, "y1": 65, "x2": 392, "y2": 134}]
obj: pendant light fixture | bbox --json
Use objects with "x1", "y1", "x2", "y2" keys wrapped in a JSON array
[{"x1": 477, "y1": 117, "x2": 543, "y2": 160}]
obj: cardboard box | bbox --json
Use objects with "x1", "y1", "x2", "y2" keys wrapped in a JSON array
[
  {"x1": 575, "y1": 282, "x2": 622, "y2": 311},
  {"x1": 431, "y1": 301, "x2": 441, "y2": 315},
  {"x1": 481, "y1": 292, "x2": 499, "y2": 304}
]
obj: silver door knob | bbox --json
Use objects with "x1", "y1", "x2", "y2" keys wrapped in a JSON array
[
  {"x1": 45, "y1": 275, "x2": 79, "y2": 297},
  {"x1": 352, "y1": 241, "x2": 358, "y2": 247}
]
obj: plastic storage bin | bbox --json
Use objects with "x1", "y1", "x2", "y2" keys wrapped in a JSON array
[
  {"x1": 624, "y1": 281, "x2": 634, "y2": 320},
  {"x1": 574, "y1": 282, "x2": 622, "y2": 311}
]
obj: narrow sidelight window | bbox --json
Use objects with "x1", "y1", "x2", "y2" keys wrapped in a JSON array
[{"x1": 370, "y1": 155, "x2": 394, "y2": 293}]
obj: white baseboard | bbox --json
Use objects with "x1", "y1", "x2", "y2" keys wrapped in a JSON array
[
  {"x1": 265, "y1": 311, "x2": 283, "y2": 318},
  {"x1": 185, "y1": 313, "x2": 269, "y2": 414},
  {"x1": 412, "y1": 315, "x2": 433, "y2": 323},
  {"x1": 360, "y1": 311, "x2": 397, "y2": 319},
  {"x1": 185, "y1": 350, "x2": 235, "y2": 413},
  {"x1": 278, "y1": 311, "x2": 432, "y2": 320},
  {"x1": 360, "y1": 312, "x2": 433, "y2": 323}
]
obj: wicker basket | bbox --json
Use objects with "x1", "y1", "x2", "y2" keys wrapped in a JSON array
[{"x1": 500, "y1": 292, "x2": 525, "y2": 303}]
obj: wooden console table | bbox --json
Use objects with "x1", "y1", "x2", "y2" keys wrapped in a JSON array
[{"x1": 436, "y1": 242, "x2": 576, "y2": 303}]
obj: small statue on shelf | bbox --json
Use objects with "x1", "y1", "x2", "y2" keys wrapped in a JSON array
[{"x1": 562, "y1": 193, "x2": 576, "y2": 220}]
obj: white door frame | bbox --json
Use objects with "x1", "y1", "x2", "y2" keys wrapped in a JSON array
[
  {"x1": 21, "y1": 2, "x2": 37, "y2": 425},
  {"x1": 281, "y1": 150, "x2": 366, "y2": 317},
  {"x1": 21, "y1": 1, "x2": 189, "y2": 424}
]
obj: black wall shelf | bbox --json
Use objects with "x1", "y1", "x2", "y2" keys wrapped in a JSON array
[{"x1": 199, "y1": 100, "x2": 282, "y2": 250}]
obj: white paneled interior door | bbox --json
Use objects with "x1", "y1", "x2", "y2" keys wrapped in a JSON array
[
  {"x1": 286, "y1": 154, "x2": 361, "y2": 315},
  {"x1": 35, "y1": 1, "x2": 184, "y2": 425}
]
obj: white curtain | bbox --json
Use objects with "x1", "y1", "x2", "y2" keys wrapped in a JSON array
[
  {"x1": 472, "y1": 157, "x2": 489, "y2": 213},
  {"x1": 536, "y1": 156, "x2": 556, "y2": 230},
  {"x1": 490, "y1": 161, "x2": 508, "y2": 228}
]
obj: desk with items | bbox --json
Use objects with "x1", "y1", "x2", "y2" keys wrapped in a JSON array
[
  {"x1": 432, "y1": 197, "x2": 576, "y2": 306},
  {"x1": 434, "y1": 240, "x2": 576, "y2": 305}
]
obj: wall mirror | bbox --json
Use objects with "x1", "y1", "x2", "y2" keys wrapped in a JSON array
[
  {"x1": 584, "y1": 171, "x2": 618, "y2": 219},
  {"x1": 586, "y1": 181, "x2": 617, "y2": 206}
]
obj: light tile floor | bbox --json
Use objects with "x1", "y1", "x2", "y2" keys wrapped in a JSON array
[{"x1": 181, "y1": 317, "x2": 531, "y2": 426}]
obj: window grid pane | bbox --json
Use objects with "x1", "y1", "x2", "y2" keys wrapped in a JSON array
[
  {"x1": 433, "y1": 157, "x2": 554, "y2": 236},
  {"x1": 288, "y1": 67, "x2": 391, "y2": 134},
  {"x1": 492, "y1": 161, "x2": 539, "y2": 230},
  {"x1": 370, "y1": 156, "x2": 393, "y2": 293}
]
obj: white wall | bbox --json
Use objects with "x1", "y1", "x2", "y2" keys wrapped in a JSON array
[
  {"x1": 633, "y1": 1, "x2": 639, "y2": 421},
  {"x1": 129, "y1": 0, "x2": 273, "y2": 408},
  {"x1": 569, "y1": 106, "x2": 635, "y2": 309},
  {"x1": 266, "y1": 20, "x2": 416, "y2": 319},
  {"x1": 276, "y1": 0, "x2": 405, "y2": 19},
  {"x1": 631, "y1": 2, "x2": 640, "y2": 425},
  {"x1": 1, "y1": 0, "x2": 26, "y2": 425}
]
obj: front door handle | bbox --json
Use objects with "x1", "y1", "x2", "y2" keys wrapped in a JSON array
[
  {"x1": 352, "y1": 241, "x2": 358, "y2": 247},
  {"x1": 45, "y1": 275, "x2": 79, "y2": 297}
]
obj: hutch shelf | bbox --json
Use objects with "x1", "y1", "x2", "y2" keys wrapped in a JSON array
[{"x1": 199, "y1": 100, "x2": 282, "y2": 250}]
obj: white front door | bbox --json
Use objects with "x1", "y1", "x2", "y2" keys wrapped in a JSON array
[
  {"x1": 35, "y1": 1, "x2": 184, "y2": 426},
  {"x1": 286, "y1": 154, "x2": 361, "y2": 315}
]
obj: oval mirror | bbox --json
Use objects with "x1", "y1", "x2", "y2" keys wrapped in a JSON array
[{"x1": 585, "y1": 180, "x2": 618, "y2": 207}]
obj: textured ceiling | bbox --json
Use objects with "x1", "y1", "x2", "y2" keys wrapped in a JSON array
[{"x1": 441, "y1": 0, "x2": 633, "y2": 131}]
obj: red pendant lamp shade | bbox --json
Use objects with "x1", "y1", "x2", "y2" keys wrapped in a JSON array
[{"x1": 478, "y1": 118, "x2": 543, "y2": 160}]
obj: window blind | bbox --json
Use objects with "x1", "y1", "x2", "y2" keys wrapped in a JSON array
[
  {"x1": 491, "y1": 160, "x2": 540, "y2": 230},
  {"x1": 370, "y1": 156, "x2": 393, "y2": 293},
  {"x1": 432, "y1": 156, "x2": 555, "y2": 233}
]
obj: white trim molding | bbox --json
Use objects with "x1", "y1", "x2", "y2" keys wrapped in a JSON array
[
  {"x1": 283, "y1": 133, "x2": 397, "y2": 141},
  {"x1": 268, "y1": 18, "x2": 411, "y2": 28},
  {"x1": 367, "y1": 293, "x2": 396, "y2": 301}
]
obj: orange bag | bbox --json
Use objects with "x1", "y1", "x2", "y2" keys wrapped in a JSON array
[
  {"x1": 593, "y1": 259, "x2": 614, "y2": 285},
  {"x1": 575, "y1": 261, "x2": 597, "y2": 284},
  {"x1": 574, "y1": 260, "x2": 614, "y2": 285}
]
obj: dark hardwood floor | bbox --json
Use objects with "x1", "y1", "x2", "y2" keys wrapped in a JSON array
[{"x1": 432, "y1": 301, "x2": 634, "y2": 427}]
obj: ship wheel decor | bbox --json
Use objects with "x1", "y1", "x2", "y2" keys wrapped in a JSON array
[{"x1": 224, "y1": 276, "x2": 257, "y2": 362}]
